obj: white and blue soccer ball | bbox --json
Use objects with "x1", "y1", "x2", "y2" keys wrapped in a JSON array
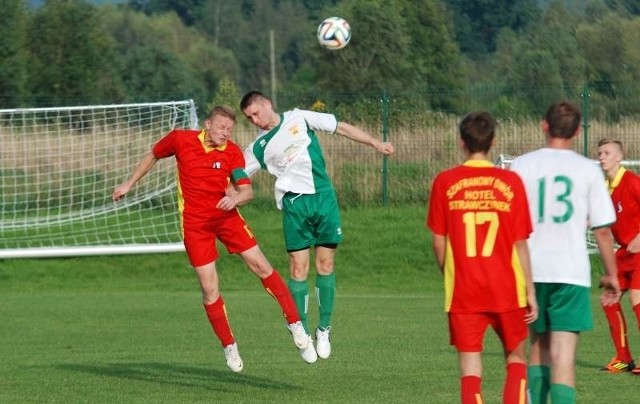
[{"x1": 317, "y1": 17, "x2": 351, "y2": 50}]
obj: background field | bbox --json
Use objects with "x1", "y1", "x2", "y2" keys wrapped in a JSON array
[{"x1": 1, "y1": 206, "x2": 638, "y2": 403}]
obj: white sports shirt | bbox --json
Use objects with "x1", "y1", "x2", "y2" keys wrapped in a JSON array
[
  {"x1": 244, "y1": 109, "x2": 338, "y2": 209},
  {"x1": 510, "y1": 148, "x2": 615, "y2": 286}
]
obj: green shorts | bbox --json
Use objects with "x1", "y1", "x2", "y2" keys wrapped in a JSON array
[
  {"x1": 281, "y1": 190, "x2": 343, "y2": 252},
  {"x1": 531, "y1": 283, "x2": 593, "y2": 333}
]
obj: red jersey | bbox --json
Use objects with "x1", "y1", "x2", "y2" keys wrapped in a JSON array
[
  {"x1": 427, "y1": 160, "x2": 532, "y2": 313},
  {"x1": 609, "y1": 168, "x2": 640, "y2": 248},
  {"x1": 152, "y1": 129, "x2": 250, "y2": 228}
]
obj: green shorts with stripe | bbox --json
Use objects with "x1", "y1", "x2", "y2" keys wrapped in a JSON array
[
  {"x1": 281, "y1": 190, "x2": 343, "y2": 252},
  {"x1": 531, "y1": 282, "x2": 593, "y2": 333}
]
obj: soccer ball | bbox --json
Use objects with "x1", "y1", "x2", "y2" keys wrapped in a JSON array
[{"x1": 317, "y1": 17, "x2": 351, "y2": 50}]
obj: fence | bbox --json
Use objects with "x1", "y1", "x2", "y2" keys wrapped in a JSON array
[{"x1": 231, "y1": 85, "x2": 640, "y2": 208}]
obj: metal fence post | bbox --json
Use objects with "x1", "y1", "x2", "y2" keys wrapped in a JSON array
[
  {"x1": 381, "y1": 91, "x2": 389, "y2": 206},
  {"x1": 581, "y1": 83, "x2": 590, "y2": 157}
]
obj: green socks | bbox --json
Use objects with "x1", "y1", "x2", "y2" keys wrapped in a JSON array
[
  {"x1": 287, "y1": 278, "x2": 309, "y2": 333},
  {"x1": 316, "y1": 273, "x2": 336, "y2": 330},
  {"x1": 288, "y1": 273, "x2": 336, "y2": 333},
  {"x1": 550, "y1": 384, "x2": 576, "y2": 404},
  {"x1": 528, "y1": 365, "x2": 550, "y2": 404}
]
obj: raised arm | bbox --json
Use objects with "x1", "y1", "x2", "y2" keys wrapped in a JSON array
[
  {"x1": 112, "y1": 152, "x2": 158, "y2": 201},
  {"x1": 335, "y1": 122, "x2": 395, "y2": 155}
]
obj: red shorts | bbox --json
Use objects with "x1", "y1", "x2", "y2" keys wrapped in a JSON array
[
  {"x1": 615, "y1": 249, "x2": 640, "y2": 291},
  {"x1": 183, "y1": 212, "x2": 257, "y2": 267},
  {"x1": 448, "y1": 308, "x2": 528, "y2": 352}
]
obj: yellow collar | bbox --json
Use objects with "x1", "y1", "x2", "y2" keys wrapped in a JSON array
[
  {"x1": 463, "y1": 159, "x2": 493, "y2": 168},
  {"x1": 198, "y1": 130, "x2": 227, "y2": 152},
  {"x1": 607, "y1": 167, "x2": 626, "y2": 194}
]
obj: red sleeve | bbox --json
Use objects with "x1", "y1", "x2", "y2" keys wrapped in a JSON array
[
  {"x1": 426, "y1": 174, "x2": 447, "y2": 235},
  {"x1": 152, "y1": 130, "x2": 177, "y2": 159}
]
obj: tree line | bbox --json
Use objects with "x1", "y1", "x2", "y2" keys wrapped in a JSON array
[{"x1": 2, "y1": 0, "x2": 640, "y2": 119}]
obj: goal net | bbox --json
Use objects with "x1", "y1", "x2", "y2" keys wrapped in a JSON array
[
  {"x1": 494, "y1": 154, "x2": 640, "y2": 254},
  {"x1": 0, "y1": 100, "x2": 198, "y2": 259}
]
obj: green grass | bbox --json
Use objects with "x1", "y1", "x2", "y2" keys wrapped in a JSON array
[{"x1": 1, "y1": 206, "x2": 638, "y2": 403}]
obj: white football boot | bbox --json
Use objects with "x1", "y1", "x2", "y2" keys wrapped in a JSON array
[
  {"x1": 223, "y1": 342, "x2": 243, "y2": 373},
  {"x1": 315, "y1": 327, "x2": 331, "y2": 359}
]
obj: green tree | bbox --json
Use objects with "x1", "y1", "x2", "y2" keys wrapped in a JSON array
[
  {"x1": 195, "y1": 0, "x2": 311, "y2": 93},
  {"x1": 128, "y1": 0, "x2": 205, "y2": 25},
  {"x1": 0, "y1": 0, "x2": 29, "y2": 107},
  {"x1": 576, "y1": 13, "x2": 640, "y2": 116},
  {"x1": 206, "y1": 77, "x2": 240, "y2": 115},
  {"x1": 511, "y1": 49, "x2": 565, "y2": 113},
  {"x1": 399, "y1": 0, "x2": 464, "y2": 108},
  {"x1": 446, "y1": 0, "x2": 541, "y2": 56},
  {"x1": 528, "y1": 0, "x2": 588, "y2": 90},
  {"x1": 27, "y1": 0, "x2": 123, "y2": 106},
  {"x1": 103, "y1": 8, "x2": 239, "y2": 108},
  {"x1": 605, "y1": 0, "x2": 640, "y2": 15},
  {"x1": 305, "y1": 0, "x2": 462, "y2": 107}
]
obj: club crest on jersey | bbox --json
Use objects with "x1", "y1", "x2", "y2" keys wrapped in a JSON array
[
  {"x1": 212, "y1": 161, "x2": 222, "y2": 169},
  {"x1": 288, "y1": 125, "x2": 301, "y2": 136},
  {"x1": 259, "y1": 139, "x2": 267, "y2": 147}
]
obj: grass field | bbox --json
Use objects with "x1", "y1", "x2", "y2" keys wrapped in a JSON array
[{"x1": 1, "y1": 206, "x2": 638, "y2": 403}]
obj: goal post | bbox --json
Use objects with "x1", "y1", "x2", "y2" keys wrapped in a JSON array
[
  {"x1": 494, "y1": 153, "x2": 640, "y2": 253},
  {"x1": 0, "y1": 100, "x2": 198, "y2": 259}
]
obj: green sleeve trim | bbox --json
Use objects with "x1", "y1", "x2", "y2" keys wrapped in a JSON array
[
  {"x1": 231, "y1": 167, "x2": 249, "y2": 183},
  {"x1": 591, "y1": 221, "x2": 614, "y2": 230}
]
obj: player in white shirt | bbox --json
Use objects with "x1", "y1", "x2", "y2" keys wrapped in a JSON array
[
  {"x1": 240, "y1": 91, "x2": 394, "y2": 363},
  {"x1": 510, "y1": 100, "x2": 620, "y2": 404}
]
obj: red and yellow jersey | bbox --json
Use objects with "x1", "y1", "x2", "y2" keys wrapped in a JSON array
[
  {"x1": 152, "y1": 129, "x2": 250, "y2": 227},
  {"x1": 427, "y1": 160, "x2": 532, "y2": 313},
  {"x1": 609, "y1": 168, "x2": 640, "y2": 248}
]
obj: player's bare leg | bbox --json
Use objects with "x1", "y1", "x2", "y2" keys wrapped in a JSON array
[{"x1": 549, "y1": 331, "x2": 579, "y2": 403}]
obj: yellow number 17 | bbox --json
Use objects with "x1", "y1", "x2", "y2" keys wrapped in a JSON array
[{"x1": 462, "y1": 212, "x2": 499, "y2": 257}]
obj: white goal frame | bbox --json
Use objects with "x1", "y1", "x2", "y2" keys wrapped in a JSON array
[
  {"x1": 494, "y1": 153, "x2": 640, "y2": 253},
  {"x1": 0, "y1": 100, "x2": 198, "y2": 259}
]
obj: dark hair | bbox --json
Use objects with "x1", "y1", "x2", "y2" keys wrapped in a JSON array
[
  {"x1": 458, "y1": 111, "x2": 496, "y2": 154},
  {"x1": 239, "y1": 91, "x2": 270, "y2": 111},
  {"x1": 208, "y1": 105, "x2": 236, "y2": 122},
  {"x1": 544, "y1": 100, "x2": 581, "y2": 139}
]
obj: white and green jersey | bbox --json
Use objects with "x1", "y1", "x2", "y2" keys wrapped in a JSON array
[
  {"x1": 510, "y1": 148, "x2": 615, "y2": 287},
  {"x1": 244, "y1": 108, "x2": 338, "y2": 209}
]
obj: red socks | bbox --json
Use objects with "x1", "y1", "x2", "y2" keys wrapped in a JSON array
[
  {"x1": 460, "y1": 363, "x2": 526, "y2": 404},
  {"x1": 461, "y1": 375, "x2": 483, "y2": 404},
  {"x1": 603, "y1": 302, "x2": 632, "y2": 362},
  {"x1": 261, "y1": 270, "x2": 301, "y2": 324},
  {"x1": 204, "y1": 297, "x2": 234, "y2": 347},
  {"x1": 503, "y1": 362, "x2": 527, "y2": 404}
]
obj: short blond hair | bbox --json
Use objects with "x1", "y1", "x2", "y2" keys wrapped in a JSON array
[
  {"x1": 207, "y1": 105, "x2": 236, "y2": 122},
  {"x1": 597, "y1": 138, "x2": 624, "y2": 155}
]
